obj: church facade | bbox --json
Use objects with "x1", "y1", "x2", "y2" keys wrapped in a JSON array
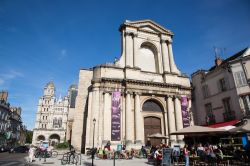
[
  {"x1": 32, "y1": 82, "x2": 69, "y2": 146},
  {"x1": 71, "y1": 20, "x2": 192, "y2": 152}
]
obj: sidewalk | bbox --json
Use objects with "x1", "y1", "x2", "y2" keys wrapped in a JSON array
[{"x1": 26, "y1": 153, "x2": 151, "y2": 166}]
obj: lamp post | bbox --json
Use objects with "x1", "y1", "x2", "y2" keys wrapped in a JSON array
[{"x1": 92, "y1": 118, "x2": 96, "y2": 166}]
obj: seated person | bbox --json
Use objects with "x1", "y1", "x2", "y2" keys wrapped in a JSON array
[
  {"x1": 97, "y1": 148, "x2": 104, "y2": 159},
  {"x1": 155, "y1": 150, "x2": 162, "y2": 166},
  {"x1": 141, "y1": 146, "x2": 147, "y2": 158},
  {"x1": 214, "y1": 147, "x2": 223, "y2": 161}
]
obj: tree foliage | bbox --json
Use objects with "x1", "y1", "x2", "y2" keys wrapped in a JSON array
[{"x1": 25, "y1": 130, "x2": 33, "y2": 143}]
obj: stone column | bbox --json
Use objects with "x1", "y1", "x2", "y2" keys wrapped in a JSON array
[
  {"x1": 133, "y1": 33, "x2": 138, "y2": 68},
  {"x1": 188, "y1": 98, "x2": 194, "y2": 126},
  {"x1": 174, "y1": 96, "x2": 184, "y2": 142},
  {"x1": 164, "y1": 97, "x2": 169, "y2": 145},
  {"x1": 135, "y1": 93, "x2": 143, "y2": 145},
  {"x1": 122, "y1": 93, "x2": 126, "y2": 143},
  {"x1": 125, "y1": 92, "x2": 133, "y2": 145},
  {"x1": 161, "y1": 40, "x2": 170, "y2": 73},
  {"x1": 85, "y1": 92, "x2": 93, "y2": 147},
  {"x1": 167, "y1": 40, "x2": 180, "y2": 74},
  {"x1": 98, "y1": 92, "x2": 104, "y2": 146},
  {"x1": 167, "y1": 96, "x2": 177, "y2": 145},
  {"x1": 125, "y1": 32, "x2": 134, "y2": 67},
  {"x1": 103, "y1": 92, "x2": 111, "y2": 142},
  {"x1": 91, "y1": 89, "x2": 100, "y2": 148}
]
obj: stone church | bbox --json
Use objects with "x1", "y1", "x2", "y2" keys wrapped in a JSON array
[
  {"x1": 32, "y1": 82, "x2": 70, "y2": 146},
  {"x1": 71, "y1": 20, "x2": 192, "y2": 152}
]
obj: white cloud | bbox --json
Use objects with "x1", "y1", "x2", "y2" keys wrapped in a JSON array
[
  {"x1": 0, "y1": 70, "x2": 24, "y2": 86},
  {"x1": 58, "y1": 49, "x2": 68, "y2": 60}
]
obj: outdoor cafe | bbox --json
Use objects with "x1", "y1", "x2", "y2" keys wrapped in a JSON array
[
  {"x1": 169, "y1": 119, "x2": 250, "y2": 166},
  {"x1": 89, "y1": 119, "x2": 250, "y2": 166}
]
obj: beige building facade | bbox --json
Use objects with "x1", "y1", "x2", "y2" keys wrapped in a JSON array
[
  {"x1": 191, "y1": 47, "x2": 250, "y2": 126},
  {"x1": 71, "y1": 20, "x2": 192, "y2": 152},
  {"x1": 32, "y1": 82, "x2": 69, "y2": 146}
]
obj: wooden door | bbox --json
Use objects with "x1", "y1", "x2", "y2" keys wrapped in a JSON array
[{"x1": 144, "y1": 116, "x2": 161, "y2": 146}]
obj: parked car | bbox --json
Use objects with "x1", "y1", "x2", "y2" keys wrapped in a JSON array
[
  {"x1": 0, "y1": 146, "x2": 10, "y2": 153},
  {"x1": 9, "y1": 146, "x2": 29, "y2": 153},
  {"x1": 0, "y1": 146, "x2": 6, "y2": 153}
]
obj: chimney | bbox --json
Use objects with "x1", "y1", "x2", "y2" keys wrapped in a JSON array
[
  {"x1": 215, "y1": 57, "x2": 223, "y2": 66},
  {"x1": 0, "y1": 91, "x2": 8, "y2": 102}
]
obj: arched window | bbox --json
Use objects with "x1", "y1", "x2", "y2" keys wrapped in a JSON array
[
  {"x1": 142, "y1": 100, "x2": 163, "y2": 112},
  {"x1": 138, "y1": 42, "x2": 158, "y2": 73}
]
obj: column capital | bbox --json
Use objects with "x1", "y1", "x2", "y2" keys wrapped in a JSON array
[
  {"x1": 133, "y1": 92, "x2": 142, "y2": 96},
  {"x1": 166, "y1": 39, "x2": 172, "y2": 44},
  {"x1": 103, "y1": 91, "x2": 112, "y2": 95},
  {"x1": 173, "y1": 95, "x2": 181, "y2": 100},
  {"x1": 124, "y1": 31, "x2": 137, "y2": 37},
  {"x1": 125, "y1": 91, "x2": 133, "y2": 95},
  {"x1": 165, "y1": 95, "x2": 173, "y2": 100},
  {"x1": 160, "y1": 39, "x2": 167, "y2": 44}
]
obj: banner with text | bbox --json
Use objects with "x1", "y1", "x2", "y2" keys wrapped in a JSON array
[
  {"x1": 181, "y1": 96, "x2": 190, "y2": 128},
  {"x1": 111, "y1": 91, "x2": 121, "y2": 141}
]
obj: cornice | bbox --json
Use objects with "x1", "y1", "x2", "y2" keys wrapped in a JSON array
[
  {"x1": 98, "y1": 77, "x2": 192, "y2": 91},
  {"x1": 119, "y1": 20, "x2": 174, "y2": 36}
]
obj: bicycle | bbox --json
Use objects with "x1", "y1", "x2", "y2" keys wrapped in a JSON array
[
  {"x1": 48, "y1": 149, "x2": 58, "y2": 158},
  {"x1": 61, "y1": 150, "x2": 79, "y2": 165}
]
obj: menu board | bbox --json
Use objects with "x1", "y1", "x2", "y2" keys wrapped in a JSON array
[{"x1": 162, "y1": 148, "x2": 172, "y2": 166}]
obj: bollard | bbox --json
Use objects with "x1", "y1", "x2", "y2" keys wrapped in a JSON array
[
  {"x1": 80, "y1": 153, "x2": 82, "y2": 165},
  {"x1": 113, "y1": 151, "x2": 116, "y2": 166}
]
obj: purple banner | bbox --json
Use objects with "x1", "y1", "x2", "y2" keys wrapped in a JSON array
[
  {"x1": 111, "y1": 91, "x2": 121, "y2": 141},
  {"x1": 181, "y1": 96, "x2": 190, "y2": 128}
]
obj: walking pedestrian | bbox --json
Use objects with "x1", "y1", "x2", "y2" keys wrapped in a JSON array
[{"x1": 184, "y1": 144, "x2": 189, "y2": 166}]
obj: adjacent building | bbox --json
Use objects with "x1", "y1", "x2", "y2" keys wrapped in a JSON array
[
  {"x1": 32, "y1": 82, "x2": 70, "y2": 146},
  {"x1": 0, "y1": 91, "x2": 24, "y2": 146},
  {"x1": 9, "y1": 107, "x2": 23, "y2": 144},
  {"x1": 0, "y1": 91, "x2": 10, "y2": 146},
  {"x1": 191, "y1": 47, "x2": 250, "y2": 126},
  {"x1": 71, "y1": 20, "x2": 192, "y2": 153}
]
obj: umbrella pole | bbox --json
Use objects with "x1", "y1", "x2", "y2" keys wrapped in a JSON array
[{"x1": 193, "y1": 137, "x2": 196, "y2": 145}]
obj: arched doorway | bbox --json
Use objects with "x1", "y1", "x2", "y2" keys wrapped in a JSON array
[
  {"x1": 49, "y1": 134, "x2": 60, "y2": 146},
  {"x1": 143, "y1": 99, "x2": 164, "y2": 146},
  {"x1": 37, "y1": 135, "x2": 45, "y2": 142},
  {"x1": 144, "y1": 117, "x2": 161, "y2": 146}
]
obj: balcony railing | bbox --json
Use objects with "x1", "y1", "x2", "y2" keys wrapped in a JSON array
[{"x1": 223, "y1": 110, "x2": 236, "y2": 121}]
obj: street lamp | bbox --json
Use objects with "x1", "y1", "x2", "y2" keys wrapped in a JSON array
[{"x1": 92, "y1": 118, "x2": 96, "y2": 166}]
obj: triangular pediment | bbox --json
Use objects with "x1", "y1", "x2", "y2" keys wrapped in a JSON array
[
  {"x1": 122, "y1": 19, "x2": 173, "y2": 35},
  {"x1": 243, "y1": 47, "x2": 250, "y2": 57}
]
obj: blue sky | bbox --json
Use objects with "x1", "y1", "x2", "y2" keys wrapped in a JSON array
[{"x1": 0, "y1": 0, "x2": 250, "y2": 130}]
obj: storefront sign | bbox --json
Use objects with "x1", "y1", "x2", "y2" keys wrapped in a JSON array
[
  {"x1": 181, "y1": 96, "x2": 190, "y2": 128},
  {"x1": 111, "y1": 91, "x2": 121, "y2": 141}
]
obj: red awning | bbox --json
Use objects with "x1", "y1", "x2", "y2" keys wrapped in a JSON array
[{"x1": 207, "y1": 120, "x2": 239, "y2": 128}]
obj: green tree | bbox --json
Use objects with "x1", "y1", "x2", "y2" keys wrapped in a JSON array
[{"x1": 25, "y1": 130, "x2": 33, "y2": 143}]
